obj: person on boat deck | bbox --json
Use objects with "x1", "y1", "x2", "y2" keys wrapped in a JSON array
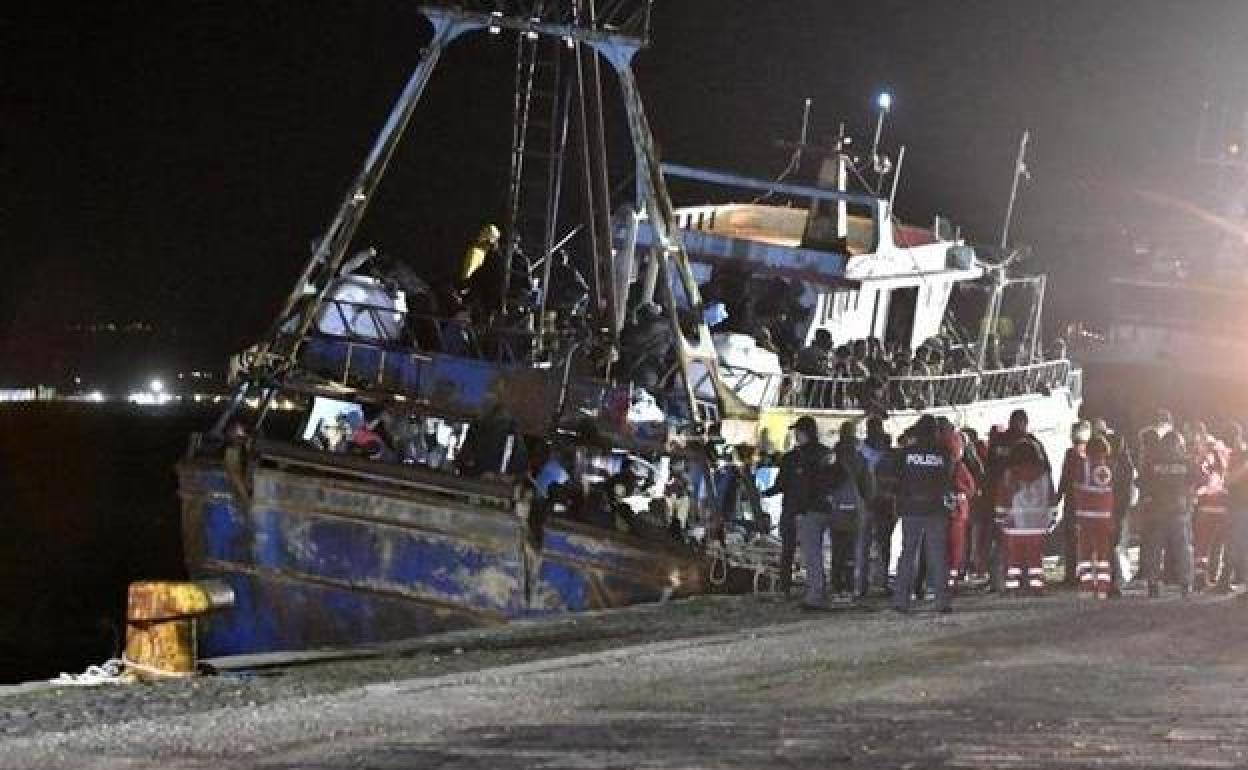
[
  {"x1": 830, "y1": 347, "x2": 856, "y2": 409},
  {"x1": 457, "y1": 401, "x2": 528, "y2": 479},
  {"x1": 888, "y1": 348, "x2": 911, "y2": 408},
  {"x1": 378, "y1": 410, "x2": 427, "y2": 465},
  {"x1": 532, "y1": 444, "x2": 580, "y2": 535},
  {"x1": 795, "y1": 329, "x2": 833, "y2": 377},
  {"x1": 535, "y1": 443, "x2": 573, "y2": 501},
  {"x1": 703, "y1": 300, "x2": 729, "y2": 330},
  {"x1": 340, "y1": 407, "x2": 387, "y2": 460},
  {"x1": 618, "y1": 303, "x2": 673, "y2": 391},
  {"x1": 766, "y1": 308, "x2": 803, "y2": 365},
  {"x1": 983, "y1": 334, "x2": 1005, "y2": 371},
  {"x1": 461, "y1": 237, "x2": 530, "y2": 322},
  {"x1": 664, "y1": 457, "x2": 697, "y2": 533},
  {"x1": 546, "y1": 249, "x2": 590, "y2": 320},
  {"x1": 586, "y1": 469, "x2": 640, "y2": 534}
]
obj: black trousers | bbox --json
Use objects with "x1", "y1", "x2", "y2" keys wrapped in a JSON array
[{"x1": 779, "y1": 510, "x2": 798, "y2": 590}]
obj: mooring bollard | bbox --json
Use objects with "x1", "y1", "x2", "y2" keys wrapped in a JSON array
[{"x1": 124, "y1": 580, "x2": 234, "y2": 681}]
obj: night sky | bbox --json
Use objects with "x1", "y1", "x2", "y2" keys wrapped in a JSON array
[{"x1": 2, "y1": 1, "x2": 1245, "y2": 383}]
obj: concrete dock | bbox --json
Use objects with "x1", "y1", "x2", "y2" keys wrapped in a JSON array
[{"x1": 2, "y1": 590, "x2": 1247, "y2": 769}]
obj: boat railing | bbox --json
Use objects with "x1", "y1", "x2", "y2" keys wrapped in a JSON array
[
  {"x1": 252, "y1": 438, "x2": 521, "y2": 511},
  {"x1": 780, "y1": 359, "x2": 1076, "y2": 411},
  {"x1": 307, "y1": 297, "x2": 561, "y2": 364},
  {"x1": 308, "y1": 298, "x2": 484, "y2": 355}
]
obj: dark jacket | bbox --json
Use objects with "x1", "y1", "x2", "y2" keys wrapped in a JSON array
[
  {"x1": 764, "y1": 441, "x2": 832, "y2": 516},
  {"x1": 833, "y1": 439, "x2": 876, "y2": 506},
  {"x1": 458, "y1": 407, "x2": 527, "y2": 477},
  {"x1": 1137, "y1": 447, "x2": 1195, "y2": 517},
  {"x1": 893, "y1": 440, "x2": 955, "y2": 517},
  {"x1": 1111, "y1": 444, "x2": 1137, "y2": 519}
]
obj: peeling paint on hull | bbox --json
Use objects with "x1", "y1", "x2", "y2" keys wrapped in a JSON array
[{"x1": 178, "y1": 460, "x2": 706, "y2": 656}]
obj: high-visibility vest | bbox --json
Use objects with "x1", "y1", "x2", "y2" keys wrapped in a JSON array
[
  {"x1": 995, "y1": 468, "x2": 1051, "y2": 535},
  {"x1": 1073, "y1": 457, "x2": 1114, "y2": 519}
]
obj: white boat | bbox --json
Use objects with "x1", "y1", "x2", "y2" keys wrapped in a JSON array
[{"x1": 619, "y1": 146, "x2": 1081, "y2": 471}]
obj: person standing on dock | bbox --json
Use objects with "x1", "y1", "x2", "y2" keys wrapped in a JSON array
[
  {"x1": 1191, "y1": 426, "x2": 1230, "y2": 591},
  {"x1": 763, "y1": 416, "x2": 828, "y2": 598},
  {"x1": 1222, "y1": 422, "x2": 1248, "y2": 591},
  {"x1": 995, "y1": 438, "x2": 1054, "y2": 596},
  {"x1": 1137, "y1": 429, "x2": 1196, "y2": 598},
  {"x1": 892, "y1": 415, "x2": 957, "y2": 613},
  {"x1": 1055, "y1": 421, "x2": 1093, "y2": 587},
  {"x1": 941, "y1": 423, "x2": 978, "y2": 594},
  {"x1": 983, "y1": 409, "x2": 1051, "y2": 590},
  {"x1": 1106, "y1": 429, "x2": 1137, "y2": 597},
  {"x1": 857, "y1": 417, "x2": 896, "y2": 597},
  {"x1": 1072, "y1": 435, "x2": 1116, "y2": 599}
]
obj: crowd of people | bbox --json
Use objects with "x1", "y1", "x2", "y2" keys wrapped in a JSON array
[
  {"x1": 298, "y1": 371, "x2": 1247, "y2": 614},
  {"x1": 785, "y1": 331, "x2": 1064, "y2": 412},
  {"x1": 757, "y1": 405, "x2": 1248, "y2": 612}
]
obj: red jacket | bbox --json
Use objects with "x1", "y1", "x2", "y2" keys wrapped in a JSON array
[
  {"x1": 995, "y1": 460, "x2": 1051, "y2": 535},
  {"x1": 943, "y1": 428, "x2": 978, "y2": 521},
  {"x1": 1072, "y1": 448, "x2": 1114, "y2": 520}
]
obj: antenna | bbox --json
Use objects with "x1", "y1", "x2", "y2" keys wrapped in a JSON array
[
  {"x1": 999, "y1": 129, "x2": 1030, "y2": 250},
  {"x1": 870, "y1": 90, "x2": 892, "y2": 193},
  {"x1": 887, "y1": 144, "x2": 906, "y2": 214}
]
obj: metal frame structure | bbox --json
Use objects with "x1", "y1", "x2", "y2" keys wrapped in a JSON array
[{"x1": 219, "y1": 2, "x2": 729, "y2": 440}]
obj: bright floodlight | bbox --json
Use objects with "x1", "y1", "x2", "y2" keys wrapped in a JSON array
[
  {"x1": 149, "y1": 379, "x2": 164, "y2": 394},
  {"x1": 877, "y1": 91, "x2": 893, "y2": 111}
]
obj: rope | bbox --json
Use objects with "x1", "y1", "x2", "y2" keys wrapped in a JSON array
[
  {"x1": 49, "y1": 656, "x2": 197, "y2": 686},
  {"x1": 708, "y1": 548, "x2": 729, "y2": 586},
  {"x1": 50, "y1": 658, "x2": 128, "y2": 687}
]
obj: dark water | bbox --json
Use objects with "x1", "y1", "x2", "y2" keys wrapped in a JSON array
[{"x1": 0, "y1": 404, "x2": 212, "y2": 683}]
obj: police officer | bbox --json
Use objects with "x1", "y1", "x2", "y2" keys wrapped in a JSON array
[
  {"x1": 892, "y1": 415, "x2": 957, "y2": 613},
  {"x1": 1137, "y1": 429, "x2": 1196, "y2": 598}
]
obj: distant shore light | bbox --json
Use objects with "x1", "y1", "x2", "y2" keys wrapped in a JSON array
[{"x1": 877, "y1": 91, "x2": 893, "y2": 111}]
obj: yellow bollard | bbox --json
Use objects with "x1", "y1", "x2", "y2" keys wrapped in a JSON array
[{"x1": 124, "y1": 580, "x2": 234, "y2": 681}]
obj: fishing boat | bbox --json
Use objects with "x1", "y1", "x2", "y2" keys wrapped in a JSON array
[
  {"x1": 181, "y1": 2, "x2": 1080, "y2": 658},
  {"x1": 180, "y1": 1, "x2": 750, "y2": 657}
]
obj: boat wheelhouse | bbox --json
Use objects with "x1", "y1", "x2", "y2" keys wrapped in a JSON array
[{"x1": 617, "y1": 160, "x2": 1082, "y2": 468}]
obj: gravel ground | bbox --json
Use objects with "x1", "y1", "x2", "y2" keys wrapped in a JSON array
[{"x1": 3, "y1": 587, "x2": 1248, "y2": 769}]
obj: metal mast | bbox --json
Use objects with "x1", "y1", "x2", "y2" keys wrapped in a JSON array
[{"x1": 223, "y1": 1, "x2": 728, "y2": 437}]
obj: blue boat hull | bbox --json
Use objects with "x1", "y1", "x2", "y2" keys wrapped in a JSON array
[{"x1": 178, "y1": 451, "x2": 706, "y2": 657}]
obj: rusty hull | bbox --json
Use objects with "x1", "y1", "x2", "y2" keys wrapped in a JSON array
[{"x1": 177, "y1": 450, "x2": 706, "y2": 657}]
